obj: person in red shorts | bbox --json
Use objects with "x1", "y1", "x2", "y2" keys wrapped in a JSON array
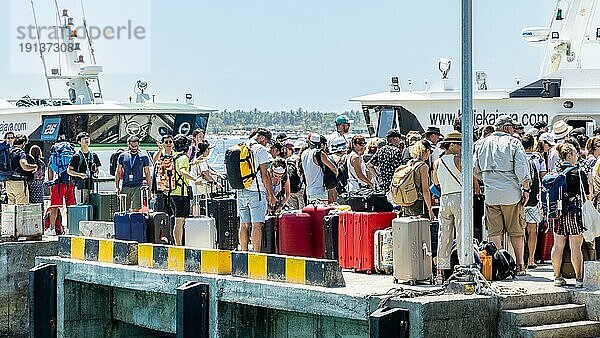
[{"x1": 47, "y1": 137, "x2": 76, "y2": 235}]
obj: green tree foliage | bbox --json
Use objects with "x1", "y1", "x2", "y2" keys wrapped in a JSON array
[{"x1": 207, "y1": 108, "x2": 365, "y2": 134}]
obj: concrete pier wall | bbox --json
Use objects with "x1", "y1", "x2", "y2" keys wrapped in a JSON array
[{"x1": 0, "y1": 240, "x2": 57, "y2": 337}]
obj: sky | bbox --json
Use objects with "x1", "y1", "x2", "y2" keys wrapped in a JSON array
[{"x1": 0, "y1": 0, "x2": 555, "y2": 112}]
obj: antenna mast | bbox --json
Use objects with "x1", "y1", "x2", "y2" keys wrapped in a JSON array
[
  {"x1": 80, "y1": 0, "x2": 97, "y2": 64},
  {"x1": 30, "y1": 0, "x2": 54, "y2": 102}
]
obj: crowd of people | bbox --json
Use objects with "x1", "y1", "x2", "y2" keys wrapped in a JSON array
[{"x1": 2, "y1": 113, "x2": 597, "y2": 288}]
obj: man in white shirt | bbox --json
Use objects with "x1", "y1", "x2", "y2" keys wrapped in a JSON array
[
  {"x1": 238, "y1": 128, "x2": 276, "y2": 253},
  {"x1": 327, "y1": 114, "x2": 353, "y2": 154},
  {"x1": 474, "y1": 115, "x2": 531, "y2": 276}
]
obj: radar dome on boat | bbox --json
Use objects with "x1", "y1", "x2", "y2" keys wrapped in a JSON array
[{"x1": 521, "y1": 27, "x2": 550, "y2": 44}]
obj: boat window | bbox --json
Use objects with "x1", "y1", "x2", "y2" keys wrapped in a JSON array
[
  {"x1": 60, "y1": 114, "x2": 89, "y2": 142},
  {"x1": 377, "y1": 108, "x2": 395, "y2": 138}
]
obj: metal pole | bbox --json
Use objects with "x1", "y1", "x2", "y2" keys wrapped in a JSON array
[{"x1": 460, "y1": 0, "x2": 474, "y2": 266}]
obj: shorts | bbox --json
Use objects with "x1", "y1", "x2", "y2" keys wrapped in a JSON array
[
  {"x1": 485, "y1": 203, "x2": 526, "y2": 237},
  {"x1": 122, "y1": 186, "x2": 142, "y2": 211},
  {"x1": 524, "y1": 205, "x2": 542, "y2": 224},
  {"x1": 50, "y1": 183, "x2": 76, "y2": 207},
  {"x1": 170, "y1": 195, "x2": 191, "y2": 218},
  {"x1": 237, "y1": 189, "x2": 267, "y2": 223},
  {"x1": 6, "y1": 180, "x2": 29, "y2": 205}
]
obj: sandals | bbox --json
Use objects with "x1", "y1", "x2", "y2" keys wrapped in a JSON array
[
  {"x1": 516, "y1": 264, "x2": 527, "y2": 276},
  {"x1": 527, "y1": 263, "x2": 538, "y2": 269}
]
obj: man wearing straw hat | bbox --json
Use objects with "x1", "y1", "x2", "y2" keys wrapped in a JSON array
[{"x1": 432, "y1": 130, "x2": 463, "y2": 284}]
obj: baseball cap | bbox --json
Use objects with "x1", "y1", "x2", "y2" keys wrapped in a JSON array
[
  {"x1": 308, "y1": 132, "x2": 321, "y2": 144},
  {"x1": 538, "y1": 132, "x2": 556, "y2": 146},
  {"x1": 335, "y1": 115, "x2": 354, "y2": 125}
]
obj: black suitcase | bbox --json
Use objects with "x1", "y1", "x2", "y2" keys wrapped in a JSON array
[
  {"x1": 324, "y1": 213, "x2": 339, "y2": 260},
  {"x1": 347, "y1": 188, "x2": 393, "y2": 212},
  {"x1": 146, "y1": 212, "x2": 171, "y2": 244},
  {"x1": 90, "y1": 192, "x2": 118, "y2": 221},
  {"x1": 261, "y1": 215, "x2": 278, "y2": 254},
  {"x1": 207, "y1": 197, "x2": 239, "y2": 250}
]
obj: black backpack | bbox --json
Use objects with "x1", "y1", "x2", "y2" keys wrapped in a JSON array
[
  {"x1": 109, "y1": 149, "x2": 124, "y2": 176},
  {"x1": 286, "y1": 157, "x2": 303, "y2": 193},
  {"x1": 316, "y1": 149, "x2": 337, "y2": 190},
  {"x1": 336, "y1": 155, "x2": 349, "y2": 194},
  {"x1": 527, "y1": 156, "x2": 540, "y2": 205},
  {"x1": 481, "y1": 241, "x2": 517, "y2": 280}
]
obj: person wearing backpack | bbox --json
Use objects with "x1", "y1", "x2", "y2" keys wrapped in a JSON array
[
  {"x1": 47, "y1": 136, "x2": 76, "y2": 235},
  {"x1": 237, "y1": 128, "x2": 276, "y2": 252},
  {"x1": 391, "y1": 139, "x2": 435, "y2": 220},
  {"x1": 6, "y1": 134, "x2": 37, "y2": 205},
  {"x1": 549, "y1": 143, "x2": 590, "y2": 287},
  {"x1": 367, "y1": 129, "x2": 404, "y2": 192},
  {"x1": 170, "y1": 135, "x2": 205, "y2": 245},
  {"x1": 474, "y1": 115, "x2": 531, "y2": 276},
  {"x1": 301, "y1": 133, "x2": 338, "y2": 204},
  {"x1": 432, "y1": 131, "x2": 463, "y2": 284},
  {"x1": 67, "y1": 132, "x2": 101, "y2": 204},
  {"x1": 153, "y1": 134, "x2": 175, "y2": 215},
  {"x1": 285, "y1": 141, "x2": 306, "y2": 210},
  {"x1": 115, "y1": 136, "x2": 151, "y2": 211},
  {"x1": 522, "y1": 134, "x2": 547, "y2": 269}
]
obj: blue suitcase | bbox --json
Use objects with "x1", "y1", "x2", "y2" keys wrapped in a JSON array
[
  {"x1": 130, "y1": 213, "x2": 147, "y2": 242},
  {"x1": 68, "y1": 205, "x2": 93, "y2": 236},
  {"x1": 114, "y1": 213, "x2": 131, "y2": 240}
]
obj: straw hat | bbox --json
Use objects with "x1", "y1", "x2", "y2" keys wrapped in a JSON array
[
  {"x1": 440, "y1": 130, "x2": 462, "y2": 144},
  {"x1": 552, "y1": 120, "x2": 573, "y2": 140}
]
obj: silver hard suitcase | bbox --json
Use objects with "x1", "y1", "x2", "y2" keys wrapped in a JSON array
[
  {"x1": 374, "y1": 227, "x2": 393, "y2": 274},
  {"x1": 184, "y1": 196, "x2": 217, "y2": 249},
  {"x1": 392, "y1": 216, "x2": 433, "y2": 285}
]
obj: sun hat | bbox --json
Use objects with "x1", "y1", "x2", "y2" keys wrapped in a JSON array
[
  {"x1": 424, "y1": 126, "x2": 442, "y2": 136},
  {"x1": 538, "y1": 132, "x2": 556, "y2": 146},
  {"x1": 440, "y1": 130, "x2": 462, "y2": 144},
  {"x1": 495, "y1": 115, "x2": 516, "y2": 128},
  {"x1": 552, "y1": 120, "x2": 573, "y2": 140},
  {"x1": 386, "y1": 129, "x2": 402, "y2": 138}
]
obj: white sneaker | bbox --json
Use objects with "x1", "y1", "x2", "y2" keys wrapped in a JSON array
[{"x1": 45, "y1": 228, "x2": 56, "y2": 236}]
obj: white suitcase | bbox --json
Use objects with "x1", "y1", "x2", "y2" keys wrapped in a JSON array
[
  {"x1": 184, "y1": 197, "x2": 217, "y2": 249},
  {"x1": 1, "y1": 204, "x2": 43, "y2": 238},
  {"x1": 79, "y1": 221, "x2": 115, "y2": 239},
  {"x1": 374, "y1": 227, "x2": 393, "y2": 274},
  {"x1": 392, "y1": 216, "x2": 433, "y2": 285}
]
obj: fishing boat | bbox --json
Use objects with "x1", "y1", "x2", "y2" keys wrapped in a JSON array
[{"x1": 352, "y1": 0, "x2": 600, "y2": 137}]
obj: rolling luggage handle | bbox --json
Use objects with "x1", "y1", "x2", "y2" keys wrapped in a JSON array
[
  {"x1": 422, "y1": 242, "x2": 432, "y2": 258},
  {"x1": 117, "y1": 194, "x2": 128, "y2": 214},
  {"x1": 140, "y1": 185, "x2": 150, "y2": 213}
]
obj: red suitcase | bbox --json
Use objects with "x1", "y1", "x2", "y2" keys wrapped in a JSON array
[
  {"x1": 278, "y1": 212, "x2": 312, "y2": 257},
  {"x1": 302, "y1": 204, "x2": 335, "y2": 258},
  {"x1": 338, "y1": 211, "x2": 355, "y2": 268},
  {"x1": 536, "y1": 226, "x2": 554, "y2": 262},
  {"x1": 354, "y1": 212, "x2": 396, "y2": 273}
]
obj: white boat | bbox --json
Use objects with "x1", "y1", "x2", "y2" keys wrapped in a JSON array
[
  {"x1": 351, "y1": 0, "x2": 600, "y2": 136},
  {"x1": 1, "y1": 3, "x2": 216, "y2": 166}
]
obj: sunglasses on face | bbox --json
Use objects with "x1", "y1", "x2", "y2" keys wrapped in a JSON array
[
  {"x1": 164, "y1": 140, "x2": 173, "y2": 144},
  {"x1": 6, "y1": 137, "x2": 14, "y2": 140}
]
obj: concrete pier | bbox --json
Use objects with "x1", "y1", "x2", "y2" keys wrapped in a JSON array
[{"x1": 1, "y1": 239, "x2": 57, "y2": 337}]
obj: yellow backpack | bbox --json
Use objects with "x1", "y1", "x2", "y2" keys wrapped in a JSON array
[{"x1": 225, "y1": 142, "x2": 257, "y2": 189}]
